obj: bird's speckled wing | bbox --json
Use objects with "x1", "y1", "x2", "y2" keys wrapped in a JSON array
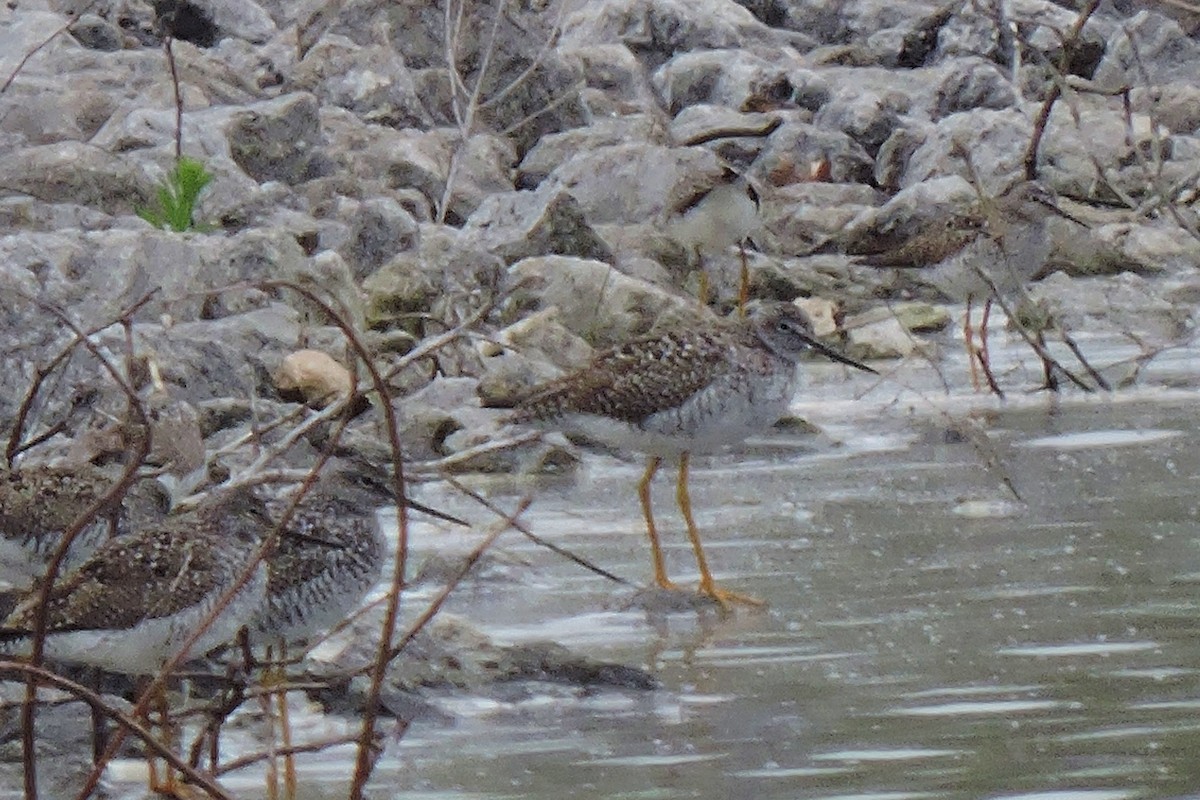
[
  {"x1": 2, "y1": 525, "x2": 227, "y2": 632},
  {"x1": 857, "y1": 214, "x2": 985, "y2": 267},
  {"x1": 266, "y1": 496, "x2": 377, "y2": 594},
  {"x1": 0, "y1": 468, "x2": 112, "y2": 542},
  {"x1": 513, "y1": 328, "x2": 736, "y2": 425}
]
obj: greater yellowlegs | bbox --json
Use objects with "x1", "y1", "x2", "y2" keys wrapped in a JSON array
[
  {"x1": 254, "y1": 458, "x2": 466, "y2": 647},
  {"x1": 665, "y1": 166, "x2": 760, "y2": 308},
  {"x1": 855, "y1": 180, "x2": 1085, "y2": 392},
  {"x1": 0, "y1": 486, "x2": 269, "y2": 672},
  {"x1": 249, "y1": 458, "x2": 466, "y2": 798},
  {"x1": 0, "y1": 486, "x2": 270, "y2": 796},
  {"x1": 0, "y1": 465, "x2": 169, "y2": 588},
  {"x1": 512, "y1": 301, "x2": 875, "y2": 606}
]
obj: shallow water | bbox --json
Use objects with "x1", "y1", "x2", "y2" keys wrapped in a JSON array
[
  {"x1": 349, "y1": 322, "x2": 1200, "y2": 800},
  {"x1": 111, "y1": 319, "x2": 1200, "y2": 799}
]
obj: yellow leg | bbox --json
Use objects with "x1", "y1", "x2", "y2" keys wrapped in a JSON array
[
  {"x1": 675, "y1": 454, "x2": 764, "y2": 607},
  {"x1": 737, "y1": 241, "x2": 750, "y2": 319},
  {"x1": 638, "y1": 456, "x2": 677, "y2": 590},
  {"x1": 148, "y1": 684, "x2": 179, "y2": 797},
  {"x1": 977, "y1": 297, "x2": 1003, "y2": 397},
  {"x1": 697, "y1": 268, "x2": 711, "y2": 306},
  {"x1": 277, "y1": 642, "x2": 297, "y2": 800},
  {"x1": 260, "y1": 646, "x2": 280, "y2": 800}
]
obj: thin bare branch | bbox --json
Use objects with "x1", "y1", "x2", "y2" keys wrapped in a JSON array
[
  {"x1": 215, "y1": 735, "x2": 360, "y2": 776},
  {"x1": 1021, "y1": 0, "x2": 1103, "y2": 180},
  {"x1": 444, "y1": 475, "x2": 632, "y2": 585},
  {"x1": 15, "y1": 295, "x2": 152, "y2": 800},
  {"x1": 5, "y1": 290, "x2": 158, "y2": 468},
  {"x1": 164, "y1": 35, "x2": 184, "y2": 161},
  {"x1": 0, "y1": 661, "x2": 236, "y2": 800},
  {"x1": 377, "y1": 495, "x2": 530, "y2": 670},
  {"x1": 1155, "y1": 0, "x2": 1200, "y2": 14},
  {"x1": 973, "y1": 270, "x2": 1095, "y2": 391},
  {"x1": 409, "y1": 431, "x2": 541, "y2": 473},
  {"x1": 0, "y1": 1, "x2": 100, "y2": 94},
  {"x1": 175, "y1": 400, "x2": 347, "y2": 511},
  {"x1": 382, "y1": 289, "x2": 505, "y2": 381},
  {"x1": 498, "y1": 78, "x2": 588, "y2": 138},
  {"x1": 249, "y1": 279, "x2": 416, "y2": 800}
]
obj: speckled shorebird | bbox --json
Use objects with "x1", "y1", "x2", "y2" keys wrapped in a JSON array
[
  {"x1": 0, "y1": 485, "x2": 269, "y2": 672},
  {"x1": 0, "y1": 486, "x2": 270, "y2": 796},
  {"x1": 0, "y1": 465, "x2": 170, "y2": 588},
  {"x1": 253, "y1": 458, "x2": 467, "y2": 648},
  {"x1": 665, "y1": 166, "x2": 761, "y2": 309},
  {"x1": 854, "y1": 180, "x2": 1085, "y2": 392},
  {"x1": 249, "y1": 458, "x2": 467, "y2": 799},
  {"x1": 0, "y1": 367, "x2": 209, "y2": 590},
  {"x1": 512, "y1": 301, "x2": 876, "y2": 606}
]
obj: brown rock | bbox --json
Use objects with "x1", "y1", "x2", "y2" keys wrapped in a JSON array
[{"x1": 274, "y1": 349, "x2": 354, "y2": 408}]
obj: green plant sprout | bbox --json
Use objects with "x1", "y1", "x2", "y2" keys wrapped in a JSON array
[{"x1": 137, "y1": 156, "x2": 213, "y2": 232}]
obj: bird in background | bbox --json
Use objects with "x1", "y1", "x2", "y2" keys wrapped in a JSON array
[
  {"x1": 847, "y1": 178, "x2": 1087, "y2": 394},
  {"x1": 664, "y1": 165, "x2": 762, "y2": 312}
]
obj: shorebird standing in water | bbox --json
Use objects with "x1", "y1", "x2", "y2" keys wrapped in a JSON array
[
  {"x1": 512, "y1": 301, "x2": 875, "y2": 608},
  {"x1": 0, "y1": 486, "x2": 271, "y2": 797},
  {"x1": 664, "y1": 166, "x2": 761, "y2": 310},
  {"x1": 249, "y1": 458, "x2": 466, "y2": 798},
  {"x1": 851, "y1": 179, "x2": 1087, "y2": 394}
]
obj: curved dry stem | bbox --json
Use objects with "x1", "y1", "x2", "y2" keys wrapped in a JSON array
[
  {"x1": 175, "y1": 400, "x2": 348, "y2": 511},
  {"x1": 5, "y1": 291, "x2": 158, "y2": 468},
  {"x1": 0, "y1": 661, "x2": 235, "y2": 800},
  {"x1": 364, "y1": 495, "x2": 531, "y2": 673},
  {"x1": 215, "y1": 734, "x2": 360, "y2": 777},
  {"x1": 251, "y1": 279, "x2": 414, "y2": 800},
  {"x1": 409, "y1": 431, "x2": 541, "y2": 473},
  {"x1": 76, "y1": 283, "x2": 370, "y2": 800},
  {"x1": 444, "y1": 0, "x2": 472, "y2": 124},
  {"x1": 164, "y1": 35, "x2": 184, "y2": 161},
  {"x1": 498, "y1": 77, "x2": 587, "y2": 139},
  {"x1": 16, "y1": 295, "x2": 152, "y2": 800},
  {"x1": 443, "y1": 475, "x2": 632, "y2": 586},
  {"x1": 383, "y1": 289, "x2": 507, "y2": 381},
  {"x1": 972, "y1": 270, "x2": 1095, "y2": 392},
  {"x1": 437, "y1": 0, "x2": 571, "y2": 222},
  {"x1": 1021, "y1": 0, "x2": 1103, "y2": 180},
  {"x1": 0, "y1": 2, "x2": 101, "y2": 94}
]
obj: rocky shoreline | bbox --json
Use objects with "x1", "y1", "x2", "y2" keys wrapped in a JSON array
[{"x1": 2, "y1": 1, "x2": 1199, "y2": 465}]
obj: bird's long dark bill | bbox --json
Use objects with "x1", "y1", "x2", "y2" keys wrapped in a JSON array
[
  {"x1": 405, "y1": 497, "x2": 468, "y2": 527},
  {"x1": 805, "y1": 335, "x2": 878, "y2": 374}
]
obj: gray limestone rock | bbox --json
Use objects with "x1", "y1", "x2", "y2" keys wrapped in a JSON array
[
  {"x1": 226, "y1": 92, "x2": 324, "y2": 185},
  {"x1": 0, "y1": 141, "x2": 153, "y2": 216},
  {"x1": 461, "y1": 185, "x2": 614, "y2": 266},
  {"x1": 292, "y1": 35, "x2": 432, "y2": 129}
]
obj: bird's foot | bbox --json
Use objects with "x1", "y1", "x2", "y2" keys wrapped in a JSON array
[
  {"x1": 697, "y1": 580, "x2": 766, "y2": 609},
  {"x1": 149, "y1": 766, "x2": 204, "y2": 800},
  {"x1": 654, "y1": 577, "x2": 683, "y2": 592}
]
